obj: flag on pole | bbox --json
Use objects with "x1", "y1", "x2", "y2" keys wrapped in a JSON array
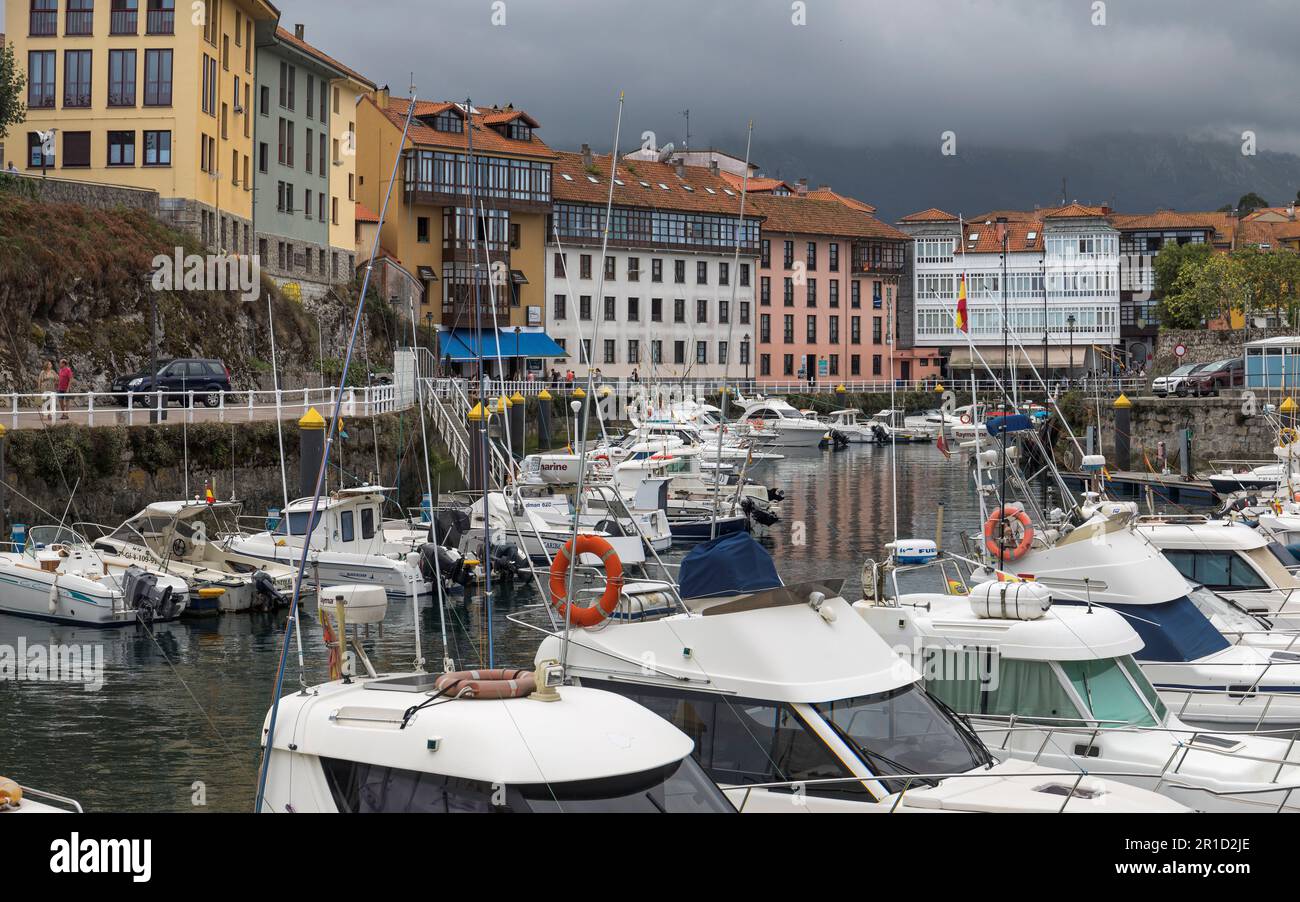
[{"x1": 955, "y1": 274, "x2": 969, "y2": 333}]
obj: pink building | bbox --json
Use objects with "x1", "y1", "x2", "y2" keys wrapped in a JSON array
[{"x1": 749, "y1": 191, "x2": 941, "y2": 385}]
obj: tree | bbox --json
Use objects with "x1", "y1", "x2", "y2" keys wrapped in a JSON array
[
  {"x1": 1152, "y1": 241, "x2": 1212, "y2": 298},
  {"x1": 1237, "y1": 192, "x2": 1269, "y2": 214},
  {"x1": 1159, "y1": 250, "x2": 1227, "y2": 327},
  {"x1": 0, "y1": 43, "x2": 25, "y2": 143}
]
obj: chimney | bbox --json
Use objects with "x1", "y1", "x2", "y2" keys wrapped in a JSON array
[
  {"x1": 709, "y1": 160, "x2": 719, "y2": 176},
  {"x1": 294, "y1": 23, "x2": 305, "y2": 41},
  {"x1": 818, "y1": 184, "x2": 829, "y2": 191},
  {"x1": 675, "y1": 161, "x2": 686, "y2": 179},
  {"x1": 796, "y1": 178, "x2": 808, "y2": 196},
  {"x1": 1288, "y1": 202, "x2": 1296, "y2": 221},
  {"x1": 1101, "y1": 205, "x2": 1111, "y2": 215},
  {"x1": 376, "y1": 85, "x2": 390, "y2": 109},
  {"x1": 580, "y1": 143, "x2": 592, "y2": 168}
]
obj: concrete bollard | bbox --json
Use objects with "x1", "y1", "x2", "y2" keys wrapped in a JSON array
[
  {"x1": 467, "y1": 401, "x2": 489, "y2": 492},
  {"x1": 536, "y1": 389, "x2": 553, "y2": 451},
  {"x1": 509, "y1": 391, "x2": 526, "y2": 461},
  {"x1": 299, "y1": 407, "x2": 326, "y2": 499}
]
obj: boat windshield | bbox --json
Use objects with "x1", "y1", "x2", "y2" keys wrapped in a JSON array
[
  {"x1": 24, "y1": 525, "x2": 92, "y2": 555},
  {"x1": 518, "y1": 757, "x2": 734, "y2": 813},
  {"x1": 1059, "y1": 656, "x2": 1163, "y2": 728},
  {"x1": 814, "y1": 684, "x2": 992, "y2": 792},
  {"x1": 273, "y1": 510, "x2": 324, "y2": 537}
]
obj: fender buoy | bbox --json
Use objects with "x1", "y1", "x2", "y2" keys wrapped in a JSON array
[
  {"x1": 983, "y1": 505, "x2": 1034, "y2": 561},
  {"x1": 0, "y1": 777, "x2": 21, "y2": 809},
  {"x1": 549, "y1": 534, "x2": 624, "y2": 627},
  {"x1": 435, "y1": 669, "x2": 536, "y2": 699},
  {"x1": 1282, "y1": 427, "x2": 1299, "y2": 446}
]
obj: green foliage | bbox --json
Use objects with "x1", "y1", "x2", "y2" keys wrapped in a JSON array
[
  {"x1": 1156, "y1": 243, "x2": 1300, "y2": 329},
  {"x1": 0, "y1": 44, "x2": 25, "y2": 142},
  {"x1": 1237, "y1": 192, "x2": 1269, "y2": 214}
]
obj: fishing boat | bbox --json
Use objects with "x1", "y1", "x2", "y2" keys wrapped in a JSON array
[
  {"x1": 821, "y1": 409, "x2": 874, "y2": 443},
  {"x1": 90, "y1": 500, "x2": 296, "y2": 615},
  {"x1": 0, "y1": 525, "x2": 188, "y2": 626},
  {"x1": 861, "y1": 578, "x2": 1300, "y2": 812},
  {"x1": 534, "y1": 532, "x2": 1186, "y2": 812},
  {"x1": 229, "y1": 486, "x2": 432, "y2": 602}
]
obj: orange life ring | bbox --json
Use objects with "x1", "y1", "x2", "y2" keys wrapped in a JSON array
[
  {"x1": 983, "y1": 505, "x2": 1034, "y2": 561},
  {"x1": 960, "y1": 412, "x2": 972, "y2": 424},
  {"x1": 549, "y1": 534, "x2": 624, "y2": 627},
  {"x1": 435, "y1": 669, "x2": 537, "y2": 699}
]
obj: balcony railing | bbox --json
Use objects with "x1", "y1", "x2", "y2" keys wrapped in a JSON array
[
  {"x1": 30, "y1": 10, "x2": 57, "y2": 35},
  {"x1": 111, "y1": 9, "x2": 138, "y2": 34},
  {"x1": 66, "y1": 9, "x2": 95, "y2": 35},
  {"x1": 146, "y1": 8, "x2": 174, "y2": 34}
]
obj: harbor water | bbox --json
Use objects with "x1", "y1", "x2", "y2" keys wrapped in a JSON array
[{"x1": 0, "y1": 444, "x2": 1066, "y2": 812}]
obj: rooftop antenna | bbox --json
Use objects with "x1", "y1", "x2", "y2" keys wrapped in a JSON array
[
  {"x1": 1061, "y1": 176, "x2": 1068, "y2": 206},
  {"x1": 680, "y1": 109, "x2": 691, "y2": 151}
]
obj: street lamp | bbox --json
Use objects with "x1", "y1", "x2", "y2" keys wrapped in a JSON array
[
  {"x1": 1066, "y1": 314, "x2": 1077, "y2": 386},
  {"x1": 741, "y1": 334, "x2": 751, "y2": 386},
  {"x1": 514, "y1": 325, "x2": 522, "y2": 382}
]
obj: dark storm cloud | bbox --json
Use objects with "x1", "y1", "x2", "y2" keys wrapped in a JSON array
[{"x1": 274, "y1": 0, "x2": 1300, "y2": 154}]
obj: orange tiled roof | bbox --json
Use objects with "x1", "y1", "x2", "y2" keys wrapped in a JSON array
[
  {"x1": 373, "y1": 96, "x2": 558, "y2": 160},
  {"x1": 1043, "y1": 203, "x2": 1108, "y2": 219},
  {"x1": 355, "y1": 202, "x2": 380, "y2": 224},
  {"x1": 718, "y1": 171, "x2": 791, "y2": 194},
  {"x1": 275, "y1": 27, "x2": 374, "y2": 89},
  {"x1": 746, "y1": 193, "x2": 907, "y2": 241},
  {"x1": 552, "y1": 151, "x2": 763, "y2": 217},
  {"x1": 899, "y1": 208, "x2": 959, "y2": 222},
  {"x1": 955, "y1": 219, "x2": 1044, "y2": 254},
  {"x1": 807, "y1": 187, "x2": 877, "y2": 214},
  {"x1": 1108, "y1": 210, "x2": 1221, "y2": 231}
]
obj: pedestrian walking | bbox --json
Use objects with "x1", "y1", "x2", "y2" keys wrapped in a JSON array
[{"x1": 56, "y1": 358, "x2": 73, "y2": 420}]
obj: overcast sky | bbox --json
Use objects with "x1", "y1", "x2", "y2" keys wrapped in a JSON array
[{"x1": 264, "y1": 0, "x2": 1300, "y2": 158}]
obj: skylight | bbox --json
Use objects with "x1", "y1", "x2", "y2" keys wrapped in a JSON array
[
  {"x1": 561, "y1": 173, "x2": 573, "y2": 181},
  {"x1": 658, "y1": 183, "x2": 670, "y2": 190},
  {"x1": 614, "y1": 178, "x2": 625, "y2": 186},
  {"x1": 723, "y1": 189, "x2": 735, "y2": 196},
  {"x1": 705, "y1": 187, "x2": 716, "y2": 194},
  {"x1": 586, "y1": 175, "x2": 599, "y2": 183},
  {"x1": 683, "y1": 185, "x2": 695, "y2": 192},
  {"x1": 639, "y1": 180, "x2": 651, "y2": 188},
  {"x1": 968, "y1": 232, "x2": 980, "y2": 241},
  {"x1": 1026, "y1": 230, "x2": 1038, "y2": 240}
]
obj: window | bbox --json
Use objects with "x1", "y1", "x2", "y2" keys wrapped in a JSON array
[
  {"x1": 305, "y1": 128, "x2": 313, "y2": 174},
  {"x1": 604, "y1": 296, "x2": 616, "y2": 321},
  {"x1": 759, "y1": 314, "x2": 771, "y2": 343},
  {"x1": 806, "y1": 315, "x2": 817, "y2": 343},
  {"x1": 851, "y1": 354, "x2": 860, "y2": 376},
  {"x1": 651, "y1": 340, "x2": 662, "y2": 364},
  {"x1": 27, "y1": 51, "x2": 55, "y2": 109},
  {"x1": 851, "y1": 281, "x2": 861, "y2": 309},
  {"x1": 62, "y1": 131, "x2": 91, "y2": 168},
  {"x1": 651, "y1": 298, "x2": 663, "y2": 322},
  {"x1": 417, "y1": 217, "x2": 430, "y2": 243},
  {"x1": 604, "y1": 340, "x2": 616, "y2": 365},
  {"x1": 696, "y1": 341, "x2": 708, "y2": 365},
  {"x1": 829, "y1": 242, "x2": 839, "y2": 272},
  {"x1": 718, "y1": 341, "x2": 728, "y2": 365},
  {"x1": 719, "y1": 300, "x2": 730, "y2": 324},
  {"x1": 806, "y1": 278, "x2": 816, "y2": 307},
  {"x1": 674, "y1": 298, "x2": 686, "y2": 323},
  {"x1": 739, "y1": 263, "x2": 750, "y2": 287},
  {"x1": 829, "y1": 315, "x2": 839, "y2": 344},
  {"x1": 66, "y1": 0, "x2": 94, "y2": 36},
  {"x1": 604, "y1": 256, "x2": 616, "y2": 280},
  {"x1": 143, "y1": 130, "x2": 171, "y2": 166},
  {"x1": 673, "y1": 341, "x2": 685, "y2": 365},
  {"x1": 580, "y1": 255, "x2": 592, "y2": 279},
  {"x1": 27, "y1": 132, "x2": 52, "y2": 169},
  {"x1": 872, "y1": 317, "x2": 882, "y2": 344},
  {"x1": 144, "y1": 48, "x2": 172, "y2": 105},
  {"x1": 783, "y1": 315, "x2": 794, "y2": 344},
  {"x1": 627, "y1": 257, "x2": 640, "y2": 282},
  {"x1": 30, "y1": 0, "x2": 58, "y2": 36},
  {"x1": 627, "y1": 297, "x2": 639, "y2": 321},
  {"x1": 1163, "y1": 550, "x2": 1268, "y2": 591},
  {"x1": 553, "y1": 253, "x2": 566, "y2": 277},
  {"x1": 760, "y1": 354, "x2": 771, "y2": 376},
  {"x1": 829, "y1": 280, "x2": 839, "y2": 308},
  {"x1": 340, "y1": 511, "x2": 355, "y2": 543},
  {"x1": 579, "y1": 296, "x2": 592, "y2": 321},
  {"x1": 64, "y1": 50, "x2": 92, "y2": 108},
  {"x1": 696, "y1": 261, "x2": 708, "y2": 285},
  {"x1": 760, "y1": 276, "x2": 771, "y2": 306},
  {"x1": 719, "y1": 261, "x2": 730, "y2": 286},
  {"x1": 107, "y1": 130, "x2": 135, "y2": 166},
  {"x1": 674, "y1": 260, "x2": 686, "y2": 284},
  {"x1": 361, "y1": 508, "x2": 376, "y2": 541},
  {"x1": 783, "y1": 240, "x2": 794, "y2": 268},
  {"x1": 851, "y1": 316, "x2": 861, "y2": 345},
  {"x1": 200, "y1": 53, "x2": 216, "y2": 114},
  {"x1": 627, "y1": 340, "x2": 640, "y2": 364},
  {"x1": 1061, "y1": 658, "x2": 1159, "y2": 728},
  {"x1": 872, "y1": 354, "x2": 881, "y2": 376},
  {"x1": 651, "y1": 259, "x2": 663, "y2": 283},
  {"x1": 807, "y1": 241, "x2": 817, "y2": 270},
  {"x1": 306, "y1": 75, "x2": 314, "y2": 120},
  {"x1": 108, "y1": 49, "x2": 137, "y2": 106},
  {"x1": 783, "y1": 354, "x2": 794, "y2": 375},
  {"x1": 146, "y1": 0, "x2": 174, "y2": 34},
  {"x1": 696, "y1": 299, "x2": 708, "y2": 323},
  {"x1": 760, "y1": 239, "x2": 771, "y2": 268},
  {"x1": 783, "y1": 277, "x2": 794, "y2": 307}
]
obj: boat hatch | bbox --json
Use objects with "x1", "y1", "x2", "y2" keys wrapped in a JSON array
[
  {"x1": 363, "y1": 673, "x2": 444, "y2": 693},
  {"x1": 1270, "y1": 651, "x2": 1300, "y2": 663},
  {"x1": 1189, "y1": 734, "x2": 1245, "y2": 752},
  {"x1": 327, "y1": 706, "x2": 405, "y2": 728}
]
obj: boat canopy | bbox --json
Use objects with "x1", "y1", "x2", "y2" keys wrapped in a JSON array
[
  {"x1": 679, "y1": 532, "x2": 782, "y2": 599},
  {"x1": 1091, "y1": 597, "x2": 1230, "y2": 662}
]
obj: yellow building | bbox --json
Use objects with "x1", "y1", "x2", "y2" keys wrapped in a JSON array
[
  {"x1": 355, "y1": 92, "x2": 555, "y2": 353},
  {"x1": 6, "y1": 0, "x2": 278, "y2": 249}
]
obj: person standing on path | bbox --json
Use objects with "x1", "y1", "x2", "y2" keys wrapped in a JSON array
[
  {"x1": 37, "y1": 360, "x2": 57, "y2": 423},
  {"x1": 57, "y1": 358, "x2": 73, "y2": 420}
]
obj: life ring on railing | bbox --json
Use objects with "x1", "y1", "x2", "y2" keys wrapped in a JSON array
[
  {"x1": 0, "y1": 777, "x2": 21, "y2": 809},
  {"x1": 434, "y1": 669, "x2": 536, "y2": 699},
  {"x1": 549, "y1": 534, "x2": 623, "y2": 627},
  {"x1": 1281, "y1": 427, "x2": 1299, "y2": 446},
  {"x1": 983, "y1": 505, "x2": 1034, "y2": 561}
]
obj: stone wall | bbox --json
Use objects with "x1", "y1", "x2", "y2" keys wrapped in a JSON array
[
  {"x1": 1153, "y1": 326, "x2": 1294, "y2": 375},
  {"x1": 8, "y1": 172, "x2": 159, "y2": 216},
  {"x1": 1094, "y1": 395, "x2": 1279, "y2": 471}
]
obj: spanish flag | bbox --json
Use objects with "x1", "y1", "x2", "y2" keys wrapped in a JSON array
[{"x1": 955, "y1": 275, "x2": 969, "y2": 333}]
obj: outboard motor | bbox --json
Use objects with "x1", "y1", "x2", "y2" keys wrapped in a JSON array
[
  {"x1": 740, "y1": 496, "x2": 781, "y2": 528},
  {"x1": 829, "y1": 430, "x2": 850, "y2": 450},
  {"x1": 122, "y1": 565, "x2": 178, "y2": 623},
  {"x1": 767, "y1": 487, "x2": 785, "y2": 503},
  {"x1": 420, "y1": 542, "x2": 472, "y2": 587},
  {"x1": 251, "y1": 570, "x2": 289, "y2": 613},
  {"x1": 871, "y1": 424, "x2": 890, "y2": 445},
  {"x1": 489, "y1": 540, "x2": 529, "y2": 579}
]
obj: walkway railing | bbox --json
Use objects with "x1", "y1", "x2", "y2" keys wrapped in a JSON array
[{"x1": 0, "y1": 384, "x2": 405, "y2": 430}]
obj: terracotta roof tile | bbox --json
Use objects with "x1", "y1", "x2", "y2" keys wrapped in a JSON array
[
  {"x1": 806, "y1": 187, "x2": 877, "y2": 214},
  {"x1": 274, "y1": 27, "x2": 374, "y2": 89},
  {"x1": 718, "y1": 171, "x2": 790, "y2": 194},
  {"x1": 355, "y1": 202, "x2": 380, "y2": 224},
  {"x1": 746, "y1": 193, "x2": 907, "y2": 241},
  {"x1": 1108, "y1": 210, "x2": 1220, "y2": 231},
  {"x1": 1043, "y1": 203, "x2": 1107, "y2": 219},
  {"x1": 552, "y1": 151, "x2": 763, "y2": 217},
  {"x1": 954, "y1": 219, "x2": 1044, "y2": 254},
  {"x1": 374, "y1": 97, "x2": 557, "y2": 159},
  {"x1": 899, "y1": 207, "x2": 959, "y2": 222}
]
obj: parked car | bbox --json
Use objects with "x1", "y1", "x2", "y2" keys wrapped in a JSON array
[
  {"x1": 1185, "y1": 357, "x2": 1244, "y2": 396},
  {"x1": 112, "y1": 358, "x2": 232, "y2": 407},
  {"x1": 1151, "y1": 362, "x2": 1210, "y2": 397}
]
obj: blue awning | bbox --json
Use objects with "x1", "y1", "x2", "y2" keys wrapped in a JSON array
[
  {"x1": 679, "y1": 532, "x2": 782, "y2": 599},
  {"x1": 1068, "y1": 597, "x2": 1229, "y2": 663},
  {"x1": 437, "y1": 328, "x2": 567, "y2": 361}
]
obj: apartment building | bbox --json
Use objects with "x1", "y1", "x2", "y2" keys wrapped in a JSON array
[
  {"x1": 545, "y1": 147, "x2": 761, "y2": 381},
  {"x1": 355, "y1": 93, "x2": 560, "y2": 375},
  {"x1": 8, "y1": 0, "x2": 279, "y2": 249},
  {"x1": 898, "y1": 204, "x2": 1121, "y2": 377},
  {"x1": 748, "y1": 192, "x2": 938, "y2": 384},
  {"x1": 252, "y1": 22, "x2": 372, "y2": 296}
]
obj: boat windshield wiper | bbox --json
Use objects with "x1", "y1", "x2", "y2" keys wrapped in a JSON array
[{"x1": 818, "y1": 713, "x2": 937, "y2": 788}]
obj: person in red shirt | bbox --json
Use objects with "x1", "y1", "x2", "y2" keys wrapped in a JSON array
[{"x1": 56, "y1": 358, "x2": 73, "y2": 420}]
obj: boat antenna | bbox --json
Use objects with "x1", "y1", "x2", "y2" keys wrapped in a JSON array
[
  {"x1": 711, "y1": 119, "x2": 753, "y2": 539},
  {"x1": 254, "y1": 91, "x2": 419, "y2": 814},
  {"x1": 562, "y1": 90, "x2": 625, "y2": 675}
]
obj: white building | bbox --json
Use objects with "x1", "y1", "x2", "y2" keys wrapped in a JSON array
[
  {"x1": 545, "y1": 147, "x2": 760, "y2": 381},
  {"x1": 898, "y1": 204, "x2": 1120, "y2": 374}
]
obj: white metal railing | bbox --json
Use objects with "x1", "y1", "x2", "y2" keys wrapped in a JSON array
[{"x1": 1, "y1": 384, "x2": 407, "y2": 430}]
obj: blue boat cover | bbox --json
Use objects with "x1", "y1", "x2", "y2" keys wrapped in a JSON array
[
  {"x1": 985, "y1": 413, "x2": 1034, "y2": 435},
  {"x1": 438, "y1": 328, "x2": 567, "y2": 361},
  {"x1": 679, "y1": 531, "x2": 783, "y2": 599},
  {"x1": 1077, "y1": 597, "x2": 1229, "y2": 662}
]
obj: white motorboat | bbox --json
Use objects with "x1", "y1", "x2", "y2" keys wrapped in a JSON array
[
  {"x1": 861, "y1": 580, "x2": 1300, "y2": 812},
  {"x1": 536, "y1": 535, "x2": 1186, "y2": 812},
  {"x1": 737, "y1": 398, "x2": 829, "y2": 448},
  {"x1": 459, "y1": 491, "x2": 648, "y2": 568},
  {"x1": 863, "y1": 409, "x2": 935, "y2": 444},
  {"x1": 0, "y1": 525, "x2": 188, "y2": 626},
  {"x1": 0, "y1": 777, "x2": 82, "y2": 813},
  {"x1": 822, "y1": 409, "x2": 874, "y2": 443},
  {"x1": 90, "y1": 500, "x2": 297, "y2": 615},
  {"x1": 229, "y1": 486, "x2": 431, "y2": 602}
]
